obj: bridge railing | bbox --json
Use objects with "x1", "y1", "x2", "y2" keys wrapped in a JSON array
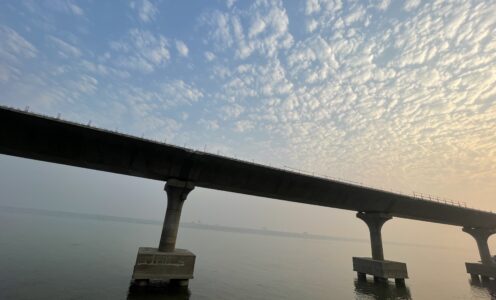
[
  {"x1": 1, "y1": 104, "x2": 491, "y2": 215},
  {"x1": 280, "y1": 165, "x2": 471, "y2": 210}
]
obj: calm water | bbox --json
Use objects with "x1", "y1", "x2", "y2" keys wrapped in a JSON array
[{"x1": 0, "y1": 209, "x2": 494, "y2": 300}]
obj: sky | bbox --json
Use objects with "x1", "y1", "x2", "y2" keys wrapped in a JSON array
[{"x1": 0, "y1": 0, "x2": 495, "y2": 253}]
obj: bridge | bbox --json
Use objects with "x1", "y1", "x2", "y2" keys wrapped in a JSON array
[{"x1": 1, "y1": 105, "x2": 495, "y2": 287}]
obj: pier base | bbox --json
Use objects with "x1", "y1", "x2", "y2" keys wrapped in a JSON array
[
  {"x1": 466, "y1": 262, "x2": 496, "y2": 281},
  {"x1": 353, "y1": 257, "x2": 408, "y2": 286},
  {"x1": 357, "y1": 272, "x2": 367, "y2": 281},
  {"x1": 131, "y1": 247, "x2": 196, "y2": 286}
]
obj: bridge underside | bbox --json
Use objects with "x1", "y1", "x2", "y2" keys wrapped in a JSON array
[
  {"x1": 1, "y1": 106, "x2": 495, "y2": 229},
  {"x1": 1, "y1": 106, "x2": 496, "y2": 288}
]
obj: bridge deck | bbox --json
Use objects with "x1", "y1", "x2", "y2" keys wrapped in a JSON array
[{"x1": 1, "y1": 106, "x2": 494, "y2": 228}]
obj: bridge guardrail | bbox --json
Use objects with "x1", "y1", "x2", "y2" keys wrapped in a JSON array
[{"x1": 1, "y1": 104, "x2": 489, "y2": 215}]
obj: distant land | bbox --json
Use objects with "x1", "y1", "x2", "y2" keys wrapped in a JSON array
[{"x1": 0, "y1": 205, "x2": 459, "y2": 250}]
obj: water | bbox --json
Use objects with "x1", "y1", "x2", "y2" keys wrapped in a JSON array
[{"x1": 0, "y1": 209, "x2": 494, "y2": 299}]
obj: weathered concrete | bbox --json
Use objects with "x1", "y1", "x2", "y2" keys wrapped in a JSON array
[
  {"x1": 2, "y1": 106, "x2": 496, "y2": 229},
  {"x1": 357, "y1": 272, "x2": 366, "y2": 281},
  {"x1": 466, "y1": 263, "x2": 496, "y2": 280},
  {"x1": 2, "y1": 106, "x2": 496, "y2": 287},
  {"x1": 132, "y1": 179, "x2": 196, "y2": 285},
  {"x1": 132, "y1": 247, "x2": 195, "y2": 285},
  {"x1": 159, "y1": 179, "x2": 194, "y2": 252},
  {"x1": 354, "y1": 212, "x2": 408, "y2": 286},
  {"x1": 357, "y1": 212, "x2": 391, "y2": 260},
  {"x1": 353, "y1": 258, "x2": 408, "y2": 281},
  {"x1": 463, "y1": 227, "x2": 496, "y2": 265},
  {"x1": 463, "y1": 227, "x2": 496, "y2": 280}
]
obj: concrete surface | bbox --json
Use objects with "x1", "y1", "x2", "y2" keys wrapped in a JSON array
[
  {"x1": 132, "y1": 247, "x2": 195, "y2": 283},
  {"x1": 463, "y1": 227, "x2": 496, "y2": 265},
  {"x1": 466, "y1": 263, "x2": 496, "y2": 280},
  {"x1": 357, "y1": 212, "x2": 392, "y2": 260},
  {"x1": 2, "y1": 106, "x2": 496, "y2": 228},
  {"x1": 159, "y1": 179, "x2": 194, "y2": 252},
  {"x1": 353, "y1": 257, "x2": 408, "y2": 281}
]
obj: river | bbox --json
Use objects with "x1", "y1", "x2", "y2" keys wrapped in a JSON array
[{"x1": 0, "y1": 207, "x2": 493, "y2": 299}]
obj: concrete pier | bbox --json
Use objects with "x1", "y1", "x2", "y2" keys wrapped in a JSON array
[
  {"x1": 353, "y1": 212, "x2": 408, "y2": 285},
  {"x1": 357, "y1": 212, "x2": 391, "y2": 261},
  {"x1": 463, "y1": 227, "x2": 496, "y2": 280},
  {"x1": 7, "y1": 107, "x2": 496, "y2": 288},
  {"x1": 132, "y1": 179, "x2": 196, "y2": 287}
]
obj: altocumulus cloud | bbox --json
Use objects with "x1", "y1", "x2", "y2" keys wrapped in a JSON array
[
  {"x1": 110, "y1": 29, "x2": 170, "y2": 73},
  {"x1": 0, "y1": 0, "x2": 495, "y2": 206}
]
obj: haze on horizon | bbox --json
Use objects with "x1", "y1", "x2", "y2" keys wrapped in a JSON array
[{"x1": 0, "y1": 0, "x2": 495, "y2": 252}]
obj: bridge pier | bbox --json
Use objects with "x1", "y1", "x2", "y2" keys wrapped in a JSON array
[
  {"x1": 131, "y1": 179, "x2": 196, "y2": 287},
  {"x1": 352, "y1": 212, "x2": 408, "y2": 286},
  {"x1": 463, "y1": 227, "x2": 496, "y2": 281}
]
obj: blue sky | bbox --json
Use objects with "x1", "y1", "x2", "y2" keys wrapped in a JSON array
[{"x1": 1, "y1": 0, "x2": 495, "y2": 246}]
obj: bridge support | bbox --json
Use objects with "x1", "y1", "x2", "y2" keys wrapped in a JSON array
[
  {"x1": 352, "y1": 212, "x2": 408, "y2": 286},
  {"x1": 131, "y1": 179, "x2": 196, "y2": 287},
  {"x1": 463, "y1": 227, "x2": 496, "y2": 281}
]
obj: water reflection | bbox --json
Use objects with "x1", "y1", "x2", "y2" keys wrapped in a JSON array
[
  {"x1": 468, "y1": 277, "x2": 496, "y2": 298},
  {"x1": 127, "y1": 284, "x2": 191, "y2": 300},
  {"x1": 354, "y1": 278, "x2": 412, "y2": 299}
]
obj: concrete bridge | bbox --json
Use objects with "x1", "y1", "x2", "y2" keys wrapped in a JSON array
[{"x1": 1, "y1": 105, "x2": 495, "y2": 287}]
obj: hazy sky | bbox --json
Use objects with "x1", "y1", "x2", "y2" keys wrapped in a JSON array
[{"x1": 0, "y1": 0, "x2": 495, "y2": 254}]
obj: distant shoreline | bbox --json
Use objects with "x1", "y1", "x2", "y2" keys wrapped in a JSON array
[{"x1": 0, "y1": 204, "x2": 460, "y2": 250}]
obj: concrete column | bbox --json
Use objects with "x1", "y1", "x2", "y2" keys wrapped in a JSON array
[
  {"x1": 357, "y1": 272, "x2": 366, "y2": 281},
  {"x1": 357, "y1": 212, "x2": 392, "y2": 261},
  {"x1": 463, "y1": 227, "x2": 496, "y2": 265},
  {"x1": 158, "y1": 179, "x2": 195, "y2": 252}
]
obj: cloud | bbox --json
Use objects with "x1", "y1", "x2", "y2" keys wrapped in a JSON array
[
  {"x1": 377, "y1": 0, "x2": 391, "y2": 11},
  {"x1": 202, "y1": 11, "x2": 233, "y2": 50},
  {"x1": 43, "y1": 0, "x2": 84, "y2": 15},
  {"x1": 110, "y1": 79, "x2": 203, "y2": 115},
  {"x1": 2, "y1": 0, "x2": 496, "y2": 208},
  {"x1": 0, "y1": 26, "x2": 37, "y2": 83},
  {"x1": 71, "y1": 75, "x2": 98, "y2": 94},
  {"x1": 220, "y1": 104, "x2": 245, "y2": 120},
  {"x1": 248, "y1": 18, "x2": 266, "y2": 38},
  {"x1": 404, "y1": 0, "x2": 421, "y2": 11},
  {"x1": 49, "y1": 36, "x2": 82, "y2": 58},
  {"x1": 201, "y1": 0, "x2": 294, "y2": 59},
  {"x1": 305, "y1": 0, "x2": 320, "y2": 15},
  {"x1": 0, "y1": 65, "x2": 20, "y2": 83},
  {"x1": 130, "y1": 0, "x2": 158, "y2": 22},
  {"x1": 175, "y1": 40, "x2": 189, "y2": 57},
  {"x1": 80, "y1": 60, "x2": 130, "y2": 79},
  {"x1": 343, "y1": 5, "x2": 366, "y2": 26},
  {"x1": 110, "y1": 29, "x2": 170, "y2": 73},
  {"x1": 192, "y1": 0, "x2": 496, "y2": 203},
  {"x1": 234, "y1": 120, "x2": 254, "y2": 132},
  {"x1": 160, "y1": 80, "x2": 203, "y2": 105},
  {"x1": 0, "y1": 26, "x2": 37, "y2": 62},
  {"x1": 226, "y1": 0, "x2": 236, "y2": 9},
  {"x1": 67, "y1": 1, "x2": 83, "y2": 15},
  {"x1": 204, "y1": 51, "x2": 216, "y2": 61},
  {"x1": 96, "y1": 79, "x2": 204, "y2": 139},
  {"x1": 199, "y1": 119, "x2": 219, "y2": 130},
  {"x1": 306, "y1": 19, "x2": 318, "y2": 33}
]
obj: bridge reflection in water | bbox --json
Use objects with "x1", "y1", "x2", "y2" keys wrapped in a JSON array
[
  {"x1": 354, "y1": 279, "x2": 412, "y2": 299},
  {"x1": 125, "y1": 279, "x2": 414, "y2": 300},
  {"x1": 127, "y1": 284, "x2": 191, "y2": 300}
]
